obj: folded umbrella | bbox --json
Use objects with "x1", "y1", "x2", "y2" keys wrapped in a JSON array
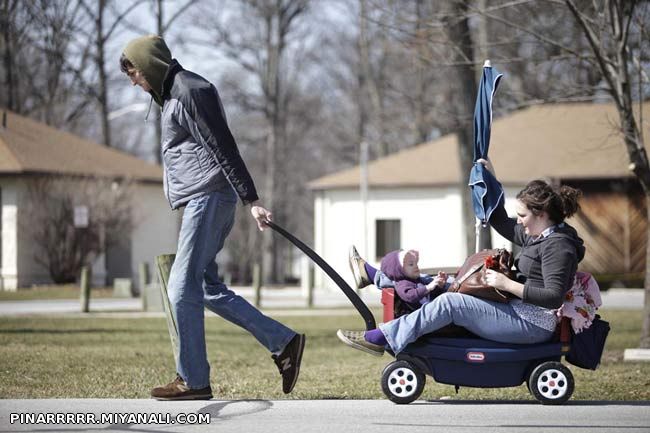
[{"x1": 469, "y1": 60, "x2": 504, "y2": 225}]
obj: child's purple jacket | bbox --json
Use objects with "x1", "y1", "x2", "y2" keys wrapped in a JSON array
[{"x1": 380, "y1": 251, "x2": 429, "y2": 304}]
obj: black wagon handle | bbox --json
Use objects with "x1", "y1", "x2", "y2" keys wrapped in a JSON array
[{"x1": 263, "y1": 219, "x2": 377, "y2": 331}]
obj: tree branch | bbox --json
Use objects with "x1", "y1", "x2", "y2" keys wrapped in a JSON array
[
  {"x1": 564, "y1": 0, "x2": 621, "y2": 107},
  {"x1": 161, "y1": 0, "x2": 197, "y2": 34}
]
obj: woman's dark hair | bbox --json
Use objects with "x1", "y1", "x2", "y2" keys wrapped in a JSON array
[
  {"x1": 516, "y1": 179, "x2": 582, "y2": 223},
  {"x1": 119, "y1": 53, "x2": 134, "y2": 73}
]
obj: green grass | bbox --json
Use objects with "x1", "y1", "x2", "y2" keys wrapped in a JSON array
[
  {"x1": 0, "y1": 285, "x2": 115, "y2": 301},
  {"x1": 0, "y1": 309, "x2": 648, "y2": 400}
]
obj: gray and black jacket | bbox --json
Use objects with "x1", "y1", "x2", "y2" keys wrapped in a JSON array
[
  {"x1": 159, "y1": 60, "x2": 259, "y2": 208},
  {"x1": 122, "y1": 36, "x2": 259, "y2": 208},
  {"x1": 489, "y1": 204, "x2": 586, "y2": 309}
]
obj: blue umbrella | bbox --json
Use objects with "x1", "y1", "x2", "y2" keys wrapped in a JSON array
[{"x1": 468, "y1": 60, "x2": 504, "y2": 226}]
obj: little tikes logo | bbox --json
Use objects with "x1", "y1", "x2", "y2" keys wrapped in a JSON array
[{"x1": 466, "y1": 352, "x2": 486, "y2": 362}]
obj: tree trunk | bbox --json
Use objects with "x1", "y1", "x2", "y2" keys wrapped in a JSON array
[
  {"x1": 564, "y1": 0, "x2": 649, "y2": 347},
  {"x1": 643, "y1": 193, "x2": 650, "y2": 348},
  {"x1": 96, "y1": 0, "x2": 111, "y2": 147},
  {"x1": 413, "y1": 0, "x2": 428, "y2": 144},
  {"x1": 262, "y1": 127, "x2": 276, "y2": 284},
  {"x1": 443, "y1": 1, "x2": 492, "y2": 254},
  {"x1": 1, "y1": 0, "x2": 17, "y2": 112},
  {"x1": 154, "y1": 0, "x2": 164, "y2": 163},
  {"x1": 261, "y1": 7, "x2": 280, "y2": 284}
]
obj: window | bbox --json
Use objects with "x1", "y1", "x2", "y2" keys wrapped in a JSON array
[{"x1": 375, "y1": 219, "x2": 401, "y2": 260}]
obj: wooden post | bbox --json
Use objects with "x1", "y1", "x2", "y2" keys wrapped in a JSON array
[
  {"x1": 80, "y1": 266, "x2": 91, "y2": 313},
  {"x1": 307, "y1": 268, "x2": 314, "y2": 308},
  {"x1": 139, "y1": 262, "x2": 150, "y2": 311},
  {"x1": 253, "y1": 263, "x2": 262, "y2": 308},
  {"x1": 156, "y1": 254, "x2": 179, "y2": 363}
]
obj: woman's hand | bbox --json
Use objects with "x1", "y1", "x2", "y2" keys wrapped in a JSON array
[
  {"x1": 476, "y1": 158, "x2": 496, "y2": 177},
  {"x1": 483, "y1": 269, "x2": 509, "y2": 289},
  {"x1": 484, "y1": 269, "x2": 525, "y2": 298}
]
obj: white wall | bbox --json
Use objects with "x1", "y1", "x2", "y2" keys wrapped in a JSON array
[
  {"x1": 314, "y1": 186, "x2": 466, "y2": 292},
  {"x1": 489, "y1": 185, "x2": 525, "y2": 251},
  {"x1": 130, "y1": 183, "x2": 180, "y2": 290},
  {"x1": 0, "y1": 179, "x2": 19, "y2": 290},
  {"x1": 313, "y1": 184, "x2": 527, "y2": 292},
  {"x1": 2, "y1": 178, "x2": 58, "y2": 289},
  {"x1": 0, "y1": 178, "x2": 177, "y2": 291}
]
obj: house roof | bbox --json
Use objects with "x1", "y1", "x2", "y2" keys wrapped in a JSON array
[
  {"x1": 309, "y1": 102, "x2": 649, "y2": 190},
  {"x1": 0, "y1": 110, "x2": 162, "y2": 182}
]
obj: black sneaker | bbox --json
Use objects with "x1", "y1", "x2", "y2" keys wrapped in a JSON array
[
  {"x1": 150, "y1": 375, "x2": 213, "y2": 401},
  {"x1": 349, "y1": 245, "x2": 372, "y2": 289},
  {"x1": 272, "y1": 333, "x2": 306, "y2": 394}
]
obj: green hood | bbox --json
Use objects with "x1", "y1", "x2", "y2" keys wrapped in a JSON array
[{"x1": 122, "y1": 35, "x2": 172, "y2": 106}]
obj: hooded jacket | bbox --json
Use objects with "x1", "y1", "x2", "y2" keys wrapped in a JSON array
[
  {"x1": 381, "y1": 251, "x2": 433, "y2": 305},
  {"x1": 489, "y1": 204, "x2": 586, "y2": 309},
  {"x1": 122, "y1": 35, "x2": 259, "y2": 208}
]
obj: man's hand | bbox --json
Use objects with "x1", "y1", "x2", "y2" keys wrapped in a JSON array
[{"x1": 250, "y1": 202, "x2": 273, "y2": 231}]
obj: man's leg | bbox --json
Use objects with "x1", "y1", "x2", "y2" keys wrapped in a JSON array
[
  {"x1": 197, "y1": 191, "x2": 304, "y2": 394},
  {"x1": 380, "y1": 293, "x2": 554, "y2": 354},
  {"x1": 203, "y1": 261, "x2": 295, "y2": 354},
  {"x1": 166, "y1": 191, "x2": 237, "y2": 390}
]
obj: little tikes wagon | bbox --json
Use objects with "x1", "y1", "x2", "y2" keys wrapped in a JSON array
[{"x1": 267, "y1": 221, "x2": 608, "y2": 406}]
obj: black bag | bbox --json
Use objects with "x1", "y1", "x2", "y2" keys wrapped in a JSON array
[{"x1": 565, "y1": 315, "x2": 610, "y2": 370}]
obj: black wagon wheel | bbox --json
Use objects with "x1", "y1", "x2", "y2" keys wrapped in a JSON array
[
  {"x1": 528, "y1": 361, "x2": 574, "y2": 405},
  {"x1": 381, "y1": 360, "x2": 426, "y2": 404}
]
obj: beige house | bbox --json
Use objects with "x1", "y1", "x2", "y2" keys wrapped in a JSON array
[
  {"x1": 309, "y1": 102, "x2": 648, "y2": 291},
  {"x1": 0, "y1": 110, "x2": 179, "y2": 290}
]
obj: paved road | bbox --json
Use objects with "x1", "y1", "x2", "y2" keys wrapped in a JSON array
[
  {"x1": 1, "y1": 399, "x2": 649, "y2": 433},
  {"x1": 0, "y1": 287, "x2": 643, "y2": 316}
]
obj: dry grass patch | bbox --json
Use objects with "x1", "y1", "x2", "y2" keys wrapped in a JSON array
[{"x1": 0, "y1": 309, "x2": 648, "y2": 400}]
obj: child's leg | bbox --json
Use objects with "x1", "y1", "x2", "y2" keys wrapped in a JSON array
[
  {"x1": 365, "y1": 328, "x2": 388, "y2": 345},
  {"x1": 364, "y1": 263, "x2": 377, "y2": 281}
]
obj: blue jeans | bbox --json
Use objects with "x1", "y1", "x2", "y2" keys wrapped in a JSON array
[
  {"x1": 168, "y1": 190, "x2": 296, "y2": 389},
  {"x1": 379, "y1": 292, "x2": 554, "y2": 354}
]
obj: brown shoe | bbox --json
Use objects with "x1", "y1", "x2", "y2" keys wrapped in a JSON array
[
  {"x1": 349, "y1": 245, "x2": 372, "y2": 289},
  {"x1": 151, "y1": 375, "x2": 213, "y2": 401}
]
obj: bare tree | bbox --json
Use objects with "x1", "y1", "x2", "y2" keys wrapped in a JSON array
[
  {"x1": 563, "y1": 0, "x2": 650, "y2": 347},
  {"x1": 150, "y1": 0, "x2": 197, "y2": 163},
  {"x1": 440, "y1": 1, "x2": 492, "y2": 252},
  {"x1": 78, "y1": 0, "x2": 143, "y2": 147},
  {"x1": 22, "y1": 176, "x2": 133, "y2": 284},
  {"x1": 0, "y1": 0, "x2": 24, "y2": 113},
  {"x1": 189, "y1": 0, "x2": 311, "y2": 283}
]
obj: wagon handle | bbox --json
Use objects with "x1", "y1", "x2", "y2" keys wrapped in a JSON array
[{"x1": 264, "y1": 219, "x2": 377, "y2": 330}]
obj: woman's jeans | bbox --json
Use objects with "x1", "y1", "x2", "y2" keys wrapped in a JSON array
[
  {"x1": 168, "y1": 190, "x2": 296, "y2": 389},
  {"x1": 380, "y1": 292, "x2": 554, "y2": 354}
]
